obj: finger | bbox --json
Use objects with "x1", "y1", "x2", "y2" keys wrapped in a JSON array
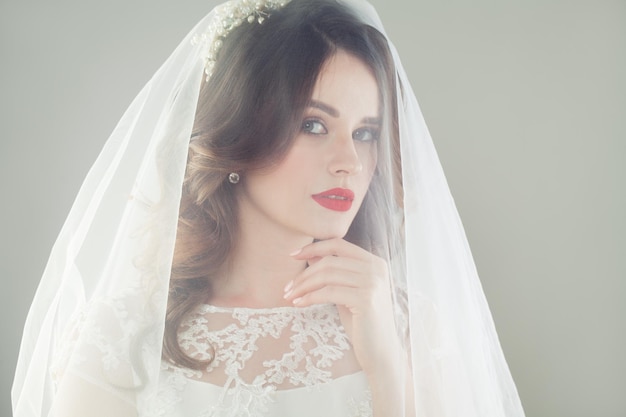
[
  {"x1": 285, "y1": 255, "x2": 371, "y2": 295},
  {"x1": 285, "y1": 269, "x2": 363, "y2": 301},
  {"x1": 306, "y1": 256, "x2": 323, "y2": 266},
  {"x1": 303, "y1": 250, "x2": 388, "y2": 286},
  {"x1": 286, "y1": 250, "x2": 388, "y2": 294},
  {"x1": 303, "y1": 254, "x2": 368, "y2": 277},
  {"x1": 292, "y1": 285, "x2": 365, "y2": 309},
  {"x1": 291, "y1": 238, "x2": 370, "y2": 261}
]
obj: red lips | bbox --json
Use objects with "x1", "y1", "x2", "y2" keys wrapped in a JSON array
[{"x1": 311, "y1": 188, "x2": 355, "y2": 212}]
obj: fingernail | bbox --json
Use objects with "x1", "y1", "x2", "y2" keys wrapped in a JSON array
[
  {"x1": 292, "y1": 297, "x2": 302, "y2": 305},
  {"x1": 283, "y1": 290, "x2": 292, "y2": 299},
  {"x1": 289, "y1": 248, "x2": 302, "y2": 256},
  {"x1": 284, "y1": 280, "x2": 293, "y2": 293}
]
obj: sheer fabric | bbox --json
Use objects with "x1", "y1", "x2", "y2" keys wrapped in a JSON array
[
  {"x1": 158, "y1": 303, "x2": 370, "y2": 416},
  {"x1": 12, "y1": 1, "x2": 526, "y2": 416}
]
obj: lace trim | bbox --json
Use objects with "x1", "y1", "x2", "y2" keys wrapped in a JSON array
[{"x1": 158, "y1": 303, "x2": 362, "y2": 416}]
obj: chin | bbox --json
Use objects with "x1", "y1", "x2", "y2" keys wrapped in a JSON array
[{"x1": 311, "y1": 227, "x2": 350, "y2": 241}]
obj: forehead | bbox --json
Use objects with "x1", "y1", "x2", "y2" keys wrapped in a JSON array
[{"x1": 311, "y1": 51, "x2": 380, "y2": 116}]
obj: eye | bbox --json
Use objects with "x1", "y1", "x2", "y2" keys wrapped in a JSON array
[
  {"x1": 352, "y1": 127, "x2": 380, "y2": 142},
  {"x1": 301, "y1": 119, "x2": 327, "y2": 135}
]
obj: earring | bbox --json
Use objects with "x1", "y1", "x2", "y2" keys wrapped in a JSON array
[{"x1": 228, "y1": 172, "x2": 240, "y2": 184}]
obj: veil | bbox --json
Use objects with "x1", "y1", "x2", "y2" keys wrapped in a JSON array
[{"x1": 12, "y1": 0, "x2": 525, "y2": 416}]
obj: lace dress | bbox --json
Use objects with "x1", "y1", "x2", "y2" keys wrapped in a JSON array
[
  {"x1": 152, "y1": 303, "x2": 372, "y2": 417},
  {"x1": 52, "y1": 289, "x2": 372, "y2": 417}
]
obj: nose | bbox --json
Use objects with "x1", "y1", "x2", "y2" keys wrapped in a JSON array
[{"x1": 328, "y1": 135, "x2": 363, "y2": 176}]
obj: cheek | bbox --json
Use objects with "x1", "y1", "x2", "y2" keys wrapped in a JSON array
[
  {"x1": 273, "y1": 151, "x2": 310, "y2": 181},
  {"x1": 258, "y1": 148, "x2": 314, "y2": 194},
  {"x1": 272, "y1": 158, "x2": 306, "y2": 184},
  {"x1": 358, "y1": 144, "x2": 378, "y2": 179}
]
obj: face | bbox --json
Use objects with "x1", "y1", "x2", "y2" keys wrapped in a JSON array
[{"x1": 237, "y1": 50, "x2": 380, "y2": 241}]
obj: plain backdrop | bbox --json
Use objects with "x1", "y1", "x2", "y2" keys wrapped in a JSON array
[{"x1": 1, "y1": 1, "x2": 624, "y2": 416}]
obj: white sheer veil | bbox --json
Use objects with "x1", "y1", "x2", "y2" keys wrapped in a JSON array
[{"x1": 13, "y1": 0, "x2": 525, "y2": 416}]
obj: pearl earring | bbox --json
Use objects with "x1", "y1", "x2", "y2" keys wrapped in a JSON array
[{"x1": 228, "y1": 172, "x2": 240, "y2": 184}]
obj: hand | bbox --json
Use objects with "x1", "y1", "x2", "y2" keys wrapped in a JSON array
[{"x1": 284, "y1": 238, "x2": 403, "y2": 378}]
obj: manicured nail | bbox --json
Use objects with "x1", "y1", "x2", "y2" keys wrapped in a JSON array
[
  {"x1": 284, "y1": 280, "x2": 293, "y2": 293},
  {"x1": 292, "y1": 297, "x2": 302, "y2": 305},
  {"x1": 289, "y1": 248, "x2": 302, "y2": 256}
]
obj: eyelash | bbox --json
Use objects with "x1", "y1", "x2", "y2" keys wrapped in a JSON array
[
  {"x1": 301, "y1": 119, "x2": 327, "y2": 135},
  {"x1": 301, "y1": 118, "x2": 380, "y2": 142},
  {"x1": 352, "y1": 127, "x2": 380, "y2": 142}
]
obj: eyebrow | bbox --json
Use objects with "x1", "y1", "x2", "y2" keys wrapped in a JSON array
[{"x1": 308, "y1": 100, "x2": 381, "y2": 125}]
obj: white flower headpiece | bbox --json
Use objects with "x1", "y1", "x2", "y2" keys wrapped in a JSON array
[{"x1": 193, "y1": 0, "x2": 292, "y2": 81}]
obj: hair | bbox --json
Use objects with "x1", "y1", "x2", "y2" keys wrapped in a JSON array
[{"x1": 164, "y1": 0, "x2": 401, "y2": 369}]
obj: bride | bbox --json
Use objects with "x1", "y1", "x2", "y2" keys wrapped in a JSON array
[{"x1": 13, "y1": 1, "x2": 525, "y2": 416}]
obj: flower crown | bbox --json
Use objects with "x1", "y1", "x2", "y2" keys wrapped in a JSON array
[{"x1": 193, "y1": 0, "x2": 291, "y2": 81}]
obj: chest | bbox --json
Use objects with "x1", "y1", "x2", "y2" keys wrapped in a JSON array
[{"x1": 153, "y1": 304, "x2": 372, "y2": 417}]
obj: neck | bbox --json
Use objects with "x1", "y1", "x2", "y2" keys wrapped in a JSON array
[{"x1": 211, "y1": 207, "x2": 312, "y2": 309}]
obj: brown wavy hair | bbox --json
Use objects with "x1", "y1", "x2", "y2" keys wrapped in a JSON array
[{"x1": 164, "y1": 0, "x2": 401, "y2": 369}]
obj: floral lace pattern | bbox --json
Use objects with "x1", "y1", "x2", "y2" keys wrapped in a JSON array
[
  {"x1": 156, "y1": 303, "x2": 372, "y2": 417},
  {"x1": 51, "y1": 294, "x2": 371, "y2": 417},
  {"x1": 50, "y1": 288, "x2": 166, "y2": 410}
]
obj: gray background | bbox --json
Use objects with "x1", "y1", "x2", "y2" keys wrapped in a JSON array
[{"x1": 1, "y1": 1, "x2": 624, "y2": 416}]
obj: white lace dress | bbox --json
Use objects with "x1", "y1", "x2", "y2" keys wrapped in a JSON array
[{"x1": 152, "y1": 303, "x2": 372, "y2": 417}]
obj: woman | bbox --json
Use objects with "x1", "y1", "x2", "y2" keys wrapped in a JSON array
[{"x1": 13, "y1": 0, "x2": 525, "y2": 416}]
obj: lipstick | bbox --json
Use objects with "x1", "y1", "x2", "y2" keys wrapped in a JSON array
[{"x1": 312, "y1": 188, "x2": 355, "y2": 212}]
